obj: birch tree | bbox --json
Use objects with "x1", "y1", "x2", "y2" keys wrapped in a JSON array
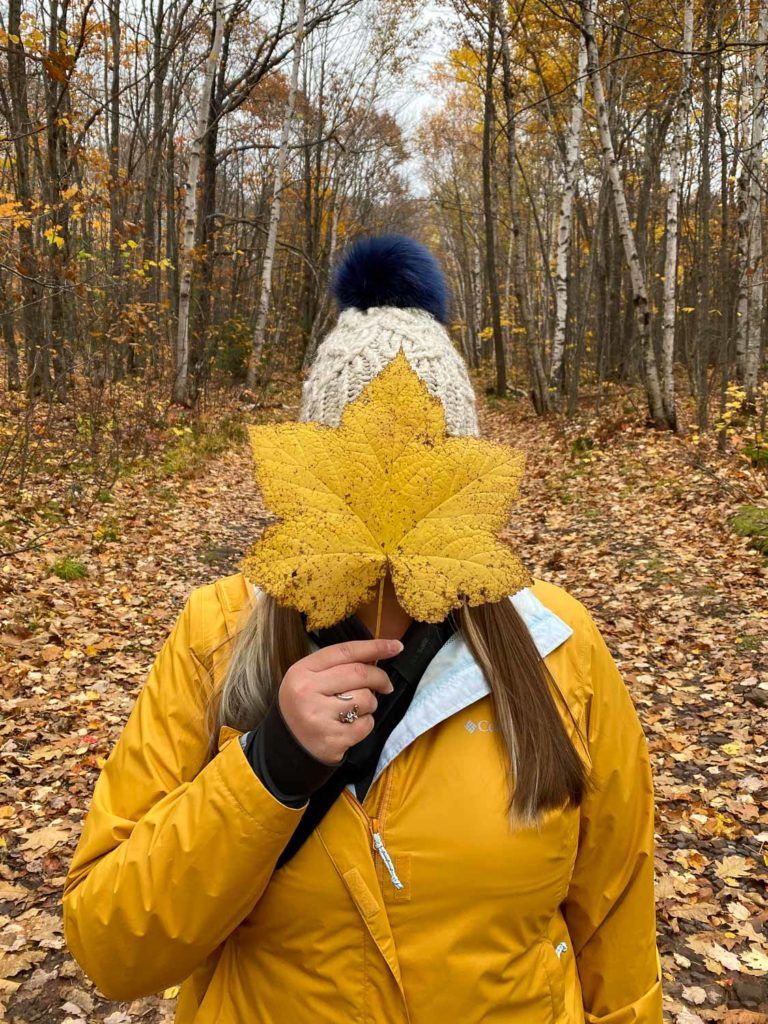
[
  {"x1": 736, "y1": 0, "x2": 751, "y2": 386},
  {"x1": 549, "y1": 32, "x2": 587, "y2": 394},
  {"x1": 580, "y1": 0, "x2": 668, "y2": 428},
  {"x1": 174, "y1": 0, "x2": 224, "y2": 406},
  {"x1": 247, "y1": 0, "x2": 307, "y2": 390},
  {"x1": 744, "y1": 0, "x2": 767, "y2": 405},
  {"x1": 660, "y1": 0, "x2": 693, "y2": 432}
]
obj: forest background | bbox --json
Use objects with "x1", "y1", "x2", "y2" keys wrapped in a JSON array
[{"x1": 1, "y1": 0, "x2": 767, "y2": 1021}]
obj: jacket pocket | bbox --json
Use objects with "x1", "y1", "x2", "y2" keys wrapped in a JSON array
[{"x1": 538, "y1": 937, "x2": 568, "y2": 1022}]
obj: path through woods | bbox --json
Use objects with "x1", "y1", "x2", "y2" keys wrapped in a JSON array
[{"x1": 2, "y1": 384, "x2": 767, "y2": 1022}]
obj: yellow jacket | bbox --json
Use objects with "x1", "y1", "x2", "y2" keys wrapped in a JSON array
[{"x1": 63, "y1": 572, "x2": 663, "y2": 1023}]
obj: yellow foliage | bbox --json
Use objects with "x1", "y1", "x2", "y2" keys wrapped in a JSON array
[
  {"x1": 43, "y1": 225, "x2": 65, "y2": 249},
  {"x1": 240, "y1": 348, "x2": 532, "y2": 630}
]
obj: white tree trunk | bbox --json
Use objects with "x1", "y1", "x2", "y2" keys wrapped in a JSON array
[
  {"x1": 473, "y1": 237, "x2": 483, "y2": 363},
  {"x1": 660, "y1": 0, "x2": 693, "y2": 429},
  {"x1": 745, "y1": 0, "x2": 767, "y2": 400},
  {"x1": 247, "y1": 0, "x2": 306, "y2": 390},
  {"x1": 550, "y1": 33, "x2": 587, "y2": 390},
  {"x1": 736, "y1": 0, "x2": 752, "y2": 380},
  {"x1": 581, "y1": 0, "x2": 667, "y2": 426},
  {"x1": 173, "y1": 0, "x2": 224, "y2": 405}
]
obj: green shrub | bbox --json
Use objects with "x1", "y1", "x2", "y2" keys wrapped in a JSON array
[
  {"x1": 94, "y1": 517, "x2": 120, "y2": 543},
  {"x1": 161, "y1": 413, "x2": 247, "y2": 478},
  {"x1": 51, "y1": 556, "x2": 88, "y2": 580},
  {"x1": 571, "y1": 435, "x2": 594, "y2": 457},
  {"x1": 744, "y1": 439, "x2": 768, "y2": 469},
  {"x1": 731, "y1": 505, "x2": 768, "y2": 556},
  {"x1": 209, "y1": 318, "x2": 252, "y2": 381}
]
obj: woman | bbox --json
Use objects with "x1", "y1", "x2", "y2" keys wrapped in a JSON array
[{"x1": 63, "y1": 235, "x2": 663, "y2": 1023}]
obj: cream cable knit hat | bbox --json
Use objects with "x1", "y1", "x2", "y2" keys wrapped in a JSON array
[{"x1": 299, "y1": 235, "x2": 480, "y2": 438}]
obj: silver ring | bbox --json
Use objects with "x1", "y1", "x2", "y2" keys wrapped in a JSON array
[
  {"x1": 334, "y1": 692, "x2": 355, "y2": 700},
  {"x1": 338, "y1": 704, "x2": 359, "y2": 724}
]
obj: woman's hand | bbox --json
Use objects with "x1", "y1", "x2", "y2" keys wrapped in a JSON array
[{"x1": 278, "y1": 638, "x2": 402, "y2": 766}]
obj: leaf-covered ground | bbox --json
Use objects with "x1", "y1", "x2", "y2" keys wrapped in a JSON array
[{"x1": 1, "y1": 377, "x2": 766, "y2": 1023}]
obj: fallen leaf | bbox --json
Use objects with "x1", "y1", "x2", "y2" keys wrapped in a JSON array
[
  {"x1": 16, "y1": 827, "x2": 70, "y2": 854},
  {"x1": 681, "y1": 985, "x2": 707, "y2": 1005}
]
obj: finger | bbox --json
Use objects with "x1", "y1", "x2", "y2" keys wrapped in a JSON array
[
  {"x1": 307, "y1": 637, "x2": 403, "y2": 673},
  {"x1": 314, "y1": 662, "x2": 394, "y2": 696},
  {"x1": 325, "y1": 688, "x2": 378, "y2": 717},
  {"x1": 309, "y1": 717, "x2": 374, "y2": 766},
  {"x1": 329, "y1": 710, "x2": 376, "y2": 745}
]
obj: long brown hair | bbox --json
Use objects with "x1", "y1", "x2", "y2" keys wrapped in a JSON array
[{"x1": 205, "y1": 590, "x2": 592, "y2": 828}]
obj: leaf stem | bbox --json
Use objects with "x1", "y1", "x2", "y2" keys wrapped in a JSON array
[{"x1": 374, "y1": 574, "x2": 384, "y2": 640}]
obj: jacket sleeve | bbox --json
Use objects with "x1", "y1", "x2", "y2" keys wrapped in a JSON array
[
  {"x1": 62, "y1": 587, "x2": 308, "y2": 1002},
  {"x1": 561, "y1": 610, "x2": 663, "y2": 1023}
]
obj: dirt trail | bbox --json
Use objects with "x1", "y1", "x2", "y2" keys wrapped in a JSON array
[{"x1": 2, "y1": 390, "x2": 766, "y2": 1022}]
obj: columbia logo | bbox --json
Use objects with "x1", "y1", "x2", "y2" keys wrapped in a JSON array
[{"x1": 465, "y1": 719, "x2": 496, "y2": 733}]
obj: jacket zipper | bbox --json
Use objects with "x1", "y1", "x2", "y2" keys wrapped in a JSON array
[
  {"x1": 343, "y1": 771, "x2": 404, "y2": 890},
  {"x1": 371, "y1": 821, "x2": 403, "y2": 889}
]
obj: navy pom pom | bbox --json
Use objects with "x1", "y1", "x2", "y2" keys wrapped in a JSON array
[{"x1": 331, "y1": 234, "x2": 449, "y2": 324}]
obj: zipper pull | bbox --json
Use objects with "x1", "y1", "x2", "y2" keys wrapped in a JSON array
[{"x1": 370, "y1": 818, "x2": 404, "y2": 890}]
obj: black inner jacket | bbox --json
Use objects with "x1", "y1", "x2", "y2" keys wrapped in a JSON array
[{"x1": 245, "y1": 607, "x2": 456, "y2": 871}]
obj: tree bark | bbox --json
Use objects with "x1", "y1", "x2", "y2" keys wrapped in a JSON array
[
  {"x1": 550, "y1": 33, "x2": 587, "y2": 394},
  {"x1": 736, "y1": 0, "x2": 751, "y2": 385},
  {"x1": 42, "y1": 0, "x2": 75, "y2": 400},
  {"x1": 695, "y1": 0, "x2": 714, "y2": 429},
  {"x1": 109, "y1": 0, "x2": 126, "y2": 376},
  {"x1": 660, "y1": 0, "x2": 693, "y2": 433},
  {"x1": 174, "y1": 0, "x2": 224, "y2": 406},
  {"x1": 2, "y1": 274, "x2": 21, "y2": 390},
  {"x1": 5, "y1": 0, "x2": 47, "y2": 396},
  {"x1": 581, "y1": 0, "x2": 668, "y2": 427},
  {"x1": 745, "y1": 0, "x2": 767, "y2": 405},
  {"x1": 247, "y1": 0, "x2": 307, "y2": 390},
  {"x1": 482, "y1": 4, "x2": 506, "y2": 398},
  {"x1": 494, "y1": 0, "x2": 548, "y2": 410}
]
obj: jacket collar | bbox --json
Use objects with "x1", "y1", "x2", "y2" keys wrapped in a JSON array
[
  {"x1": 374, "y1": 589, "x2": 573, "y2": 788},
  {"x1": 296, "y1": 587, "x2": 574, "y2": 793}
]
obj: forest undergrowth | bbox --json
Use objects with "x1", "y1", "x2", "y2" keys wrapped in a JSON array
[{"x1": 1, "y1": 365, "x2": 766, "y2": 1023}]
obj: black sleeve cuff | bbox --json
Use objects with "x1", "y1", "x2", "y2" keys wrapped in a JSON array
[{"x1": 243, "y1": 696, "x2": 347, "y2": 806}]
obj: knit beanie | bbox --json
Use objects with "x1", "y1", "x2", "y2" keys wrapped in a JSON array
[{"x1": 299, "y1": 234, "x2": 480, "y2": 438}]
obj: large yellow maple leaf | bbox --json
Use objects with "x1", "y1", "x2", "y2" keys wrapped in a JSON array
[{"x1": 239, "y1": 347, "x2": 532, "y2": 630}]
